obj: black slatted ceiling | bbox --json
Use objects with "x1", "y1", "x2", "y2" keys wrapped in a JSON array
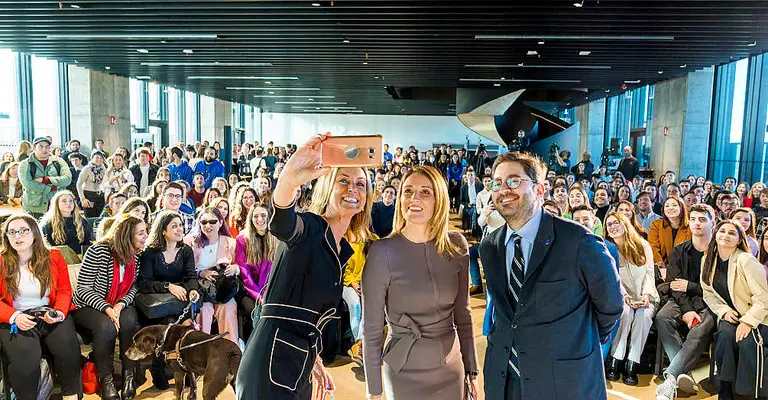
[{"x1": 0, "y1": 0, "x2": 766, "y2": 115}]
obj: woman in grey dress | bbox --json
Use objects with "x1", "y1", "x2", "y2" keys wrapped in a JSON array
[{"x1": 362, "y1": 165, "x2": 479, "y2": 400}]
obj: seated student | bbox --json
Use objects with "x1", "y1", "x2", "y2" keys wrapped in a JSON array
[
  {"x1": 649, "y1": 196, "x2": 692, "y2": 279},
  {"x1": 563, "y1": 183, "x2": 604, "y2": 235},
  {"x1": 571, "y1": 206, "x2": 624, "y2": 361},
  {"x1": 174, "y1": 180, "x2": 196, "y2": 216},
  {"x1": 655, "y1": 204, "x2": 718, "y2": 399},
  {"x1": 731, "y1": 207, "x2": 759, "y2": 256},
  {"x1": 543, "y1": 199, "x2": 563, "y2": 216},
  {"x1": 212, "y1": 177, "x2": 229, "y2": 200},
  {"x1": 151, "y1": 182, "x2": 196, "y2": 235},
  {"x1": 0, "y1": 161, "x2": 23, "y2": 207},
  {"x1": 40, "y1": 190, "x2": 93, "y2": 258},
  {"x1": 201, "y1": 188, "x2": 221, "y2": 211},
  {"x1": 604, "y1": 212, "x2": 659, "y2": 386},
  {"x1": 72, "y1": 214, "x2": 146, "y2": 400},
  {"x1": 702, "y1": 221, "x2": 768, "y2": 399},
  {"x1": 0, "y1": 214, "x2": 81, "y2": 400},
  {"x1": 184, "y1": 207, "x2": 239, "y2": 345},
  {"x1": 753, "y1": 187, "x2": 768, "y2": 237},
  {"x1": 119, "y1": 182, "x2": 139, "y2": 199},
  {"x1": 187, "y1": 173, "x2": 207, "y2": 208},
  {"x1": 229, "y1": 186, "x2": 257, "y2": 237},
  {"x1": 97, "y1": 197, "x2": 150, "y2": 239},
  {"x1": 227, "y1": 173, "x2": 240, "y2": 190},
  {"x1": 102, "y1": 153, "x2": 134, "y2": 196},
  {"x1": 234, "y1": 204, "x2": 276, "y2": 341},
  {"x1": 137, "y1": 210, "x2": 200, "y2": 390},
  {"x1": 94, "y1": 192, "x2": 127, "y2": 231},
  {"x1": 251, "y1": 176, "x2": 272, "y2": 204},
  {"x1": 593, "y1": 187, "x2": 612, "y2": 222},
  {"x1": 616, "y1": 200, "x2": 647, "y2": 239},
  {"x1": 370, "y1": 185, "x2": 396, "y2": 237},
  {"x1": 144, "y1": 179, "x2": 168, "y2": 214}
]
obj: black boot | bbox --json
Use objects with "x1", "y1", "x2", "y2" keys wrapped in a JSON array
[
  {"x1": 605, "y1": 357, "x2": 621, "y2": 381},
  {"x1": 622, "y1": 360, "x2": 639, "y2": 386},
  {"x1": 150, "y1": 357, "x2": 170, "y2": 391},
  {"x1": 100, "y1": 374, "x2": 120, "y2": 400},
  {"x1": 122, "y1": 369, "x2": 137, "y2": 400}
]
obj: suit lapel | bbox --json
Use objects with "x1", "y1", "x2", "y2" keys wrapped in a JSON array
[{"x1": 524, "y1": 211, "x2": 555, "y2": 283}]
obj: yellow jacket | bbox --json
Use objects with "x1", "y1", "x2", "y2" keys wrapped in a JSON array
[
  {"x1": 343, "y1": 236, "x2": 378, "y2": 286},
  {"x1": 702, "y1": 249, "x2": 768, "y2": 328}
]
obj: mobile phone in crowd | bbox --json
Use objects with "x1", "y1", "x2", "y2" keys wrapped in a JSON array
[{"x1": 321, "y1": 134, "x2": 384, "y2": 168}]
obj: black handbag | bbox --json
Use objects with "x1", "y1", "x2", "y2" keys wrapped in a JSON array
[
  {"x1": 134, "y1": 292, "x2": 187, "y2": 320},
  {"x1": 198, "y1": 264, "x2": 239, "y2": 304}
]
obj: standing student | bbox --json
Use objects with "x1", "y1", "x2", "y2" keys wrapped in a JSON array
[
  {"x1": 193, "y1": 146, "x2": 225, "y2": 189},
  {"x1": 702, "y1": 221, "x2": 768, "y2": 399},
  {"x1": 370, "y1": 185, "x2": 396, "y2": 237},
  {"x1": 460, "y1": 167, "x2": 484, "y2": 233},
  {"x1": 72, "y1": 214, "x2": 146, "y2": 400},
  {"x1": 362, "y1": 166, "x2": 478, "y2": 400},
  {"x1": 236, "y1": 134, "x2": 372, "y2": 400},
  {"x1": 102, "y1": 153, "x2": 134, "y2": 196},
  {"x1": 603, "y1": 212, "x2": 659, "y2": 386},
  {"x1": 19, "y1": 137, "x2": 72, "y2": 219},
  {"x1": 130, "y1": 148, "x2": 159, "y2": 198},
  {"x1": 655, "y1": 204, "x2": 718, "y2": 399},
  {"x1": 40, "y1": 190, "x2": 93, "y2": 258},
  {"x1": 478, "y1": 152, "x2": 622, "y2": 400},
  {"x1": 77, "y1": 150, "x2": 108, "y2": 218},
  {"x1": 0, "y1": 215, "x2": 81, "y2": 400}
]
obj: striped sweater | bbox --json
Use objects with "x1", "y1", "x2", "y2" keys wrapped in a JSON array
[{"x1": 72, "y1": 243, "x2": 140, "y2": 312}]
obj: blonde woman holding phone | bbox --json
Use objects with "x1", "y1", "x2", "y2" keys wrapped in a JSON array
[{"x1": 362, "y1": 165, "x2": 478, "y2": 400}]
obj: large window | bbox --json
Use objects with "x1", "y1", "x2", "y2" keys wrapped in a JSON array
[
  {"x1": 709, "y1": 58, "x2": 750, "y2": 183},
  {"x1": 185, "y1": 91, "x2": 200, "y2": 144},
  {"x1": 0, "y1": 50, "x2": 19, "y2": 151},
  {"x1": 31, "y1": 56, "x2": 61, "y2": 143}
]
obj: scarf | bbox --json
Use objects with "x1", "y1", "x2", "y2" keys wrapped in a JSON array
[
  {"x1": 91, "y1": 164, "x2": 105, "y2": 186},
  {"x1": 104, "y1": 253, "x2": 136, "y2": 307}
]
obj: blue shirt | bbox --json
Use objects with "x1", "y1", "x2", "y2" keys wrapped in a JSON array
[
  {"x1": 383, "y1": 152, "x2": 393, "y2": 162},
  {"x1": 167, "y1": 161, "x2": 193, "y2": 186},
  {"x1": 504, "y1": 208, "x2": 543, "y2": 288},
  {"x1": 193, "y1": 160, "x2": 225, "y2": 189}
]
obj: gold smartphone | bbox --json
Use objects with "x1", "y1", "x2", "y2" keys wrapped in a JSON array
[{"x1": 321, "y1": 134, "x2": 384, "y2": 168}]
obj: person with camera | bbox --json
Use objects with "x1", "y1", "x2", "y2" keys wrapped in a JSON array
[
  {"x1": 184, "y1": 206, "x2": 239, "y2": 345},
  {"x1": 0, "y1": 214, "x2": 81, "y2": 400},
  {"x1": 72, "y1": 213, "x2": 147, "y2": 400},
  {"x1": 137, "y1": 210, "x2": 201, "y2": 389}
]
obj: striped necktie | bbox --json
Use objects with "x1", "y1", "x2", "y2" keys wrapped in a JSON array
[{"x1": 508, "y1": 233, "x2": 524, "y2": 377}]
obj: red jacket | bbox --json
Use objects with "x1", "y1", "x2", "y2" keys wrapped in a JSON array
[{"x1": 0, "y1": 249, "x2": 72, "y2": 323}]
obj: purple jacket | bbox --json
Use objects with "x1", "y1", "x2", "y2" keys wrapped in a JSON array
[{"x1": 235, "y1": 235, "x2": 273, "y2": 301}]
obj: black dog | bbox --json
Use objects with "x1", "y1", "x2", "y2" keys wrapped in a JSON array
[{"x1": 125, "y1": 324, "x2": 241, "y2": 400}]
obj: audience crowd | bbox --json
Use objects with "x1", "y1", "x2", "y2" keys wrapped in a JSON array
[{"x1": 1, "y1": 136, "x2": 768, "y2": 400}]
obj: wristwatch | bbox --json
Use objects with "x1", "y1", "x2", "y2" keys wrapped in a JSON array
[{"x1": 163, "y1": 282, "x2": 170, "y2": 291}]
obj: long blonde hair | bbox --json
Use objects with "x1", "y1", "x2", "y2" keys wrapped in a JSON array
[
  {"x1": 0, "y1": 214, "x2": 52, "y2": 299},
  {"x1": 243, "y1": 203, "x2": 278, "y2": 265},
  {"x1": 99, "y1": 214, "x2": 144, "y2": 265},
  {"x1": 604, "y1": 212, "x2": 647, "y2": 266},
  {"x1": 390, "y1": 166, "x2": 461, "y2": 258},
  {"x1": 16, "y1": 141, "x2": 31, "y2": 160},
  {"x1": 308, "y1": 167, "x2": 375, "y2": 244},
  {"x1": 44, "y1": 190, "x2": 86, "y2": 245},
  {"x1": 0, "y1": 162, "x2": 19, "y2": 182}
]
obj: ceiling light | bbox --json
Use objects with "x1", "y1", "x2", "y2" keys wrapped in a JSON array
[
  {"x1": 302, "y1": 110, "x2": 363, "y2": 113},
  {"x1": 680, "y1": 64, "x2": 687, "y2": 68},
  {"x1": 465, "y1": 64, "x2": 610, "y2": 70},
  {"x1": 475, "y1": 34, "x2": 675, "y2": 41},
  {"x1": 585, "y1": 96, "x2": 589, "y2": 100},
  {"x1": 187, "y1": 76, "x2": 298, "y2": 80},
  {"x1": 500, "y1": 77, "x2": 505, "y2": 80},
  {"x1": 268, "y1": 92, "x2": 275, "y2": 94},
  {"x1": 624, "y1": 80, "x2": 641, "y2": 84},
  {"x1": 343, "y1": 39, "x2": 350, "y2": 43},
  {"x1": 265, "y1": 81, "x2": 272, "y2": 84},
  {"x1": 527, "y1": 50, "x2": 538, "y2": 56},
  {"x1": 362, "y1": 62, "x2": 368, "y2": 65},
  {"x1": 573, "y1": 0, "x2": 585, "y2": 7},
  {"x1": 605, "y1": 89, "x2": 611, "y2": 93},
  {"x1": 493, "y1": 83, "x2": 501, "y2": 87},
  {"x1": 276, "y1": 101, "x2": 347, "y2": 105},
  {"x1": 182, "y1": 49, "x2": 194, "y2": 54},
  {"x1": 226, "y1": 87, "x2": 321, "y2": 91},
  {"x1": 460, "y1": 78, "x2": 581, "y2": 83},
  {"x1": 658, "y1": 71, "x2": 664, "y2": 74},
  {"x1": 538, "y1": 40, "x2": 545, "y2": 45},
  {"x1": 46, "y1": 33, "x2": 217, "y2": 39},
  {"x1": 136, "y1": 49, "x2": 149, "y2": 53},
  {"x1": 253, "y1": 95, "x2": 334, "y2": 99},
  {"x1": 289, "y1": 106, "x2": 357, "y2": 110},
  {"x1": 70, "y1": 4, "x2": 80, "y2": 8},
  {"x1": 105, "y1": 66, "x2": 111, "y2": 70},
  {"x1": 748, "y1": 41, "x2": 757, "y2": 47},
  {"x1": 311, "y1": 2, "x2": 321, "y2": 6},
  {"x1": 136, "y1": 76, "x2": 151, "y2": 80},
  {"x1": 579, "y1": 51, "x2": 591, "y2": 56},
  {"x1": 566, "y1": 102, "x2": 571, "y2": 106},
  {"x1": 141, "y1": 62, "x2": 272, "y2": 67}
]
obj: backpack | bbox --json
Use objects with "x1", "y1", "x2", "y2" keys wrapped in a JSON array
[{"x1": 28, "y1": 159, "x2": 62, "y2": 179}]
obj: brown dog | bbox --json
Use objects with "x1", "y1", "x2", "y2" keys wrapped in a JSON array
[{"x1": 125, "y1": 324, "x2": 241, "y2": 400}]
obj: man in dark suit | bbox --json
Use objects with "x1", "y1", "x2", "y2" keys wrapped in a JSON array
[
  {"x1": 460, "y1": 167, "x2": 485, "y2": 235},
  {"x1": 479, "y1": 151, "x2": 623, "y2": 400},
  {"x1": 617, "y1": 145, "x2": 640, "y2": 180}
]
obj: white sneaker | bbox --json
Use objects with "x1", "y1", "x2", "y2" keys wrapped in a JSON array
[
  {"x1": 676, "y1": 373, "x2": 699, "y2": 394},
  {"x1": 656, "y1": 375, "x2": 677, "y2": 400}
]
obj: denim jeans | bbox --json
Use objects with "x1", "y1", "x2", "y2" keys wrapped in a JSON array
[
  {"x1": 342, "y1": 285, "x2": 362, "y2": 341},
  {"x1": 469, "y1": 244, "x2": 482, "y2": 287}
]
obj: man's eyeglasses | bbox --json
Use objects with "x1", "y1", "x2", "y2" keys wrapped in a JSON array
[
  {"x1": 490, "y1": 177, "x2": 536, "y2": 192},
  {"x1": 164, "y1": 193, "x2": 183, "y2": 200},
  {"x1": 5, "y1": 228, "x2": 31, "y2": 238}
]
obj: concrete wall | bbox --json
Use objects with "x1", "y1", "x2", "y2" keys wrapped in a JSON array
[
  {"x1": 68, "y1": 66, "x2": 131, "y2": 154},
  {"x1": 213, "y1": 98, "x2": 232, "y2": 146},
  {"x1": 260, "y1": 112, "x2": 485, "y2": 151},
  {"x1": 575, "y1": 98, "x2": 606, "y2": 162},
  {"x1": 680, "y1": 67, "x2": 715, "y2": 177}
]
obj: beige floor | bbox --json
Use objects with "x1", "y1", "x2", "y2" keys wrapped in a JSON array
[{"x1": 79, "y1": 293, "x2": 717, "y2": 399}]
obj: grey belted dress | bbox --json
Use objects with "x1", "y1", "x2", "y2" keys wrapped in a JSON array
[{"x1": 361, "y1": 232, "x2": 478, "y2": 399}]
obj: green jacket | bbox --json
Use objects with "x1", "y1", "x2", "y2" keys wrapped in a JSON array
[{"x1": 18, "y1": 154, "x2": 72, "y2": 214}]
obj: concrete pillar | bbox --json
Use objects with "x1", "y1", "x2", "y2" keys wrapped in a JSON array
[
  {"x1": 200, "y1": 96, "x2": 216, "y2": 142},
  {"x1": 68, "y1": 66, "x2": 131, "y2": 154},
  {"x1": 576, "y1": 98, "x2": 606, "y2": 163},
  {"x1": 214, "y1": 98, "x2": 232, "y2": 146},
  {"x1": 650, "y1": 68, "x2": 714, "y2": 177}
]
